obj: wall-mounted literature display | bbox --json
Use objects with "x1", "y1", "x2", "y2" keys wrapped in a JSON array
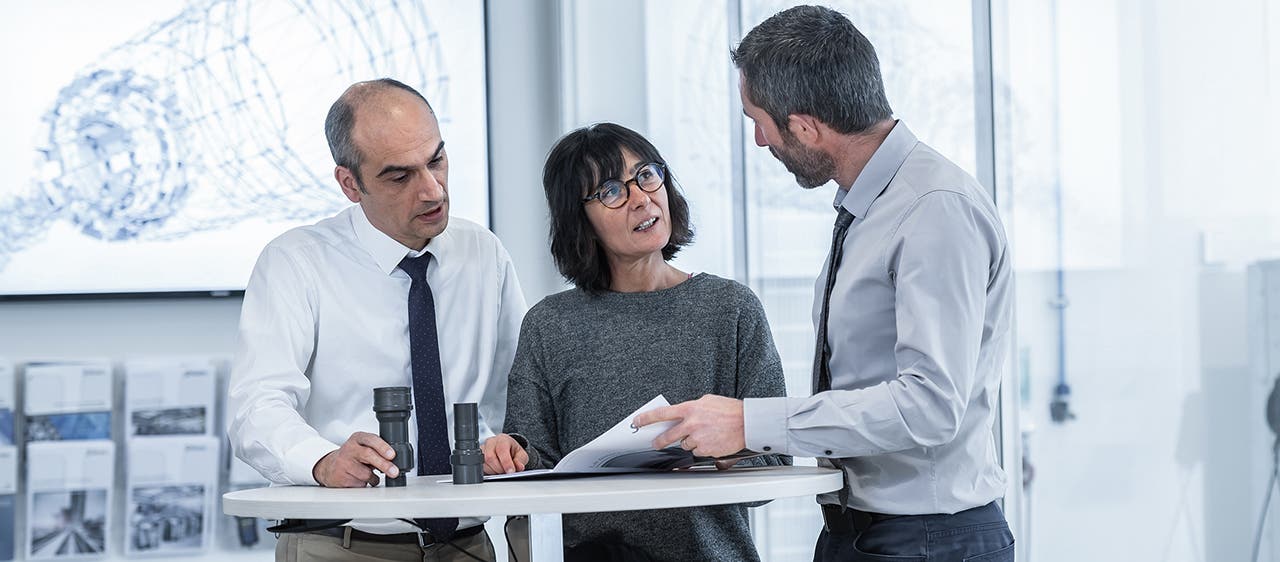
[
  {"x1": 0, "y1": 361, "x2": 15, "y2": 561},
  {"x1": 124, "y1": 359, "x2": 216, "y2": 438},
  {"x1": 125, "y1": 437, "x2": 219, "y2": 557},
  {"x1": 26, "y1": 441, "x2": 115, "y2": 559},
  {"x1": 23, "y1": 360, "x2": 116, "y2": 560},
  {"x1": 23, "y1": 362, "x2": 112, "y2": 444}
]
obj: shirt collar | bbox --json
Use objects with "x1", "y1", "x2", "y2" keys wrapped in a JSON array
[
  {"x1": 833, "y1": 120, "x2": 918, "y2": 217},
  {"x1": 350, "y1": 205, "x2": 451, "y2": 276}
]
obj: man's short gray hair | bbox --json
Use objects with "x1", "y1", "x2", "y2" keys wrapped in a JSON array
[
  {"x1": 323, "y1": 78, "x2": 433, "y2": 186},
  {"x1": 732, "y1": 5, "x2": 893, "y2": 135}
]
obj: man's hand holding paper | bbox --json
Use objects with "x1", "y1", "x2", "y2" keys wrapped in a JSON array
[{"x1": 632, "y1": 394, "x2": 747, "y2": 459}]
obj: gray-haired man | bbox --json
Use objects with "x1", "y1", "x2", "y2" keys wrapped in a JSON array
[{"x1": 634, "y1": 5, "x2": 1015, "y2": 561}]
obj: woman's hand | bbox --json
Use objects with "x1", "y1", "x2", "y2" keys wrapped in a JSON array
[{"x1": 482, "y1": 434, "x2": 530, "y2": 475}]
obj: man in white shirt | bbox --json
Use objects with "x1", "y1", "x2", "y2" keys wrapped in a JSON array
[{"x1": 227, "y1": 78, "x2": 526, "y2": 561}]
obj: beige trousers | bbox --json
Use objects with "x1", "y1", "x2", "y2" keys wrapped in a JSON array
[{"x1": 275, "y1": 528, "x2": 496, "y2": 562}]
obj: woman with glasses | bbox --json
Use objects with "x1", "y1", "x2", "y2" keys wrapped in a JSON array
[{"x1": 482, "y1": 123, "x2": 789, "y2": 562}]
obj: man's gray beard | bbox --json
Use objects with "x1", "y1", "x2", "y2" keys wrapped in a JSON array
[
  {"x1": 794, "y1": 169, "x2": 830, "y2": 189},
  {"x1": 774, "y1": 145, "x2": 835, "y2": 189}
]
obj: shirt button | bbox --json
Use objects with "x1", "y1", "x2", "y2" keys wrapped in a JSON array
[
  {"x1": 825, "y1": 450, "x2": 833, "y2": 456},
  {"x1": 763, "y1": 446, "x2": 772, "y2": 452}
]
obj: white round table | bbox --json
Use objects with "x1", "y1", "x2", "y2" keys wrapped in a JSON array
[{"x1": 223, "y1": 465, "x2": 841, "y2": 561}]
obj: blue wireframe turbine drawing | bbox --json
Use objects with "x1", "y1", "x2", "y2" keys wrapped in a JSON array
[{"x1": 0, "y1": 0, "x2": 450, "y2": 272}]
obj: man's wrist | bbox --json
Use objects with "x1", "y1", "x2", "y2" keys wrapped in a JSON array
[
  {"x1": 312, "y1": 450, "x2": 335, "y2": 486},
  {"x1": 284, "y1": 436, "x2": 340, "y2": 486}
]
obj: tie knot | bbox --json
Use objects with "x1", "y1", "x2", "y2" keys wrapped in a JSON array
[
  {"x1": 398, "y1": 254, "x2": 431, "y2": 280},
  {"x1": 835, "y1": 208, "x2": 855, "y2": 230}
]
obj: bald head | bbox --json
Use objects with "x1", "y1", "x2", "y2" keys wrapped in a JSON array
[{"x1": 324, "y1": 78, "x2": 434, "y2": 189}]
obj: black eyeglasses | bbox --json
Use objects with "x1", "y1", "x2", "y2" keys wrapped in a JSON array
[{"x1": 581, "y1": 162, "x2": 667, "y2": 209}]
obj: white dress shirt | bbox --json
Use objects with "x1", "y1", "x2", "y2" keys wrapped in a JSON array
[
  {"x1": 227, "y1": 205, "x2": 526, "y2": 532},
  {"x1": 743, "y1": 122, "x2": 1011, "y2": 515}
]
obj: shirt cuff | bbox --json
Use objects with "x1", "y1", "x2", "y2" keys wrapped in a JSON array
[
  {"x1": 743, "y1": 397, "x2": 792, "y2": 456},
  {"x1": 283, "y1": 436, "x2": 340, "y2": 486}
]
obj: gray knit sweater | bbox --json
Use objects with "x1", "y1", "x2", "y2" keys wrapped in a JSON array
[{"x1": 503, "y1": 273, "x2": 790, "y2": 562}]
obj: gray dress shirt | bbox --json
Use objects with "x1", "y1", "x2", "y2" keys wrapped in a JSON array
[{"x1": 743, "y1": 122, "x2": 1012, "y2": 515}]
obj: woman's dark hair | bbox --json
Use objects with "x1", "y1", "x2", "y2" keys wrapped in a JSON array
[{"x1": 542, "y1": 123, "x2": 694, "y2": 294}]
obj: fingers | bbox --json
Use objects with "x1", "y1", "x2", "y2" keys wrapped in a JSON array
[
  {"x1": 324, "y1": 457, "x2": 378, "y2": 488},
  {"x1": 483, "y1": 440, "x2": 505, "y2": 475},
  {"x1": 483, "y1": 435, "x2": 525, "y2": 475},
  {"x1": 633, "y1": 404, "x2": 685, "y2": 428},
  {"x1": 353, "y1": 444, "x2": 399, "y2": 479},
  {"x1": 484, "y1": 456, "x2": 503, "y2": 476},
  {"x1": 344, "y1": 460, "x2": 377, "y2": 487},
  {"x1": 514, "y1": 448, "x2": 529, "y2": 472},
  {"x1": 681, "y1": 438, "x2": 696, "y2": 451},
  {"x1": 352, "y1": 432, "x2": 395, "y2": 460},
  {"x1": 498, "y1": 447, "x2": 516, "y2": 474},
  {"x1": 652, "y1": 424, "x2": 688, "y2": 450},
  {"x1": 362, "y1": 467, "x2": 381, "y2": 487},
  {"x1": 318, "y1": 434, "x2": 409, "y2": 487},
  {"x1": 332, "y1": 433, "x2": 399, "y2": 481}
]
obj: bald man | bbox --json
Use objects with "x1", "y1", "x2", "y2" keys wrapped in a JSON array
[{"x1": 227, "y1": 78, "x2": 527, "y2": 561}]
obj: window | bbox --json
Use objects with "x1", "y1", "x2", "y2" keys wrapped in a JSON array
[{"x1": 993, "y1": 0, "x2": 1280, "y2": 560}]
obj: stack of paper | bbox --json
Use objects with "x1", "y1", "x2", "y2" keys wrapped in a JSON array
[
  {"x1": 124, "y1": 358, "x2": 219, "y2": 557},
  {"x1": 485, "y1": 395, "x2": 766, "y2": 481},
  {"x1": 24, "y1": 360, "x2": 114, "y2": 560}
]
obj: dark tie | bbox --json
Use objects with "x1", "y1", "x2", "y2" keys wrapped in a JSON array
[
  {"x1": 814, "y1": 207, "x2": 855, "y2": 510},
  {"x1": 397, "y1": 254, "x2": 458, "y2": 542}
]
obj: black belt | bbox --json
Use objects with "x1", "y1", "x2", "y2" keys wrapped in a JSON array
[
  {"x1": 309, "y1": 523, "x2": 485, "y2": 545},
  {"x1": 821, "y1": 504, "x2": 899, "y2": 535}
]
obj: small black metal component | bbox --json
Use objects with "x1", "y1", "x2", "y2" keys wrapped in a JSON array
[
  {"x1": 450, "y1": 403, "x2": 483, "y2": 485},
  {"x1": 373, "y1": 386, "x2": 415, "y2": 487}
]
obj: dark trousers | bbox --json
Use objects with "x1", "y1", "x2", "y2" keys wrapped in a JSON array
[{"x1": 814, "y1": 501, "x2": 1014, "y2": 562}]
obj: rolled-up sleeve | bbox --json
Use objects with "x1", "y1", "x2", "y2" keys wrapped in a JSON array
[
  {"x1": 744, "y1": 191, "x2": 999, "y2": 457},
  {"x1": 226, "y1": 246, "x2": 337, "y2": 485}
]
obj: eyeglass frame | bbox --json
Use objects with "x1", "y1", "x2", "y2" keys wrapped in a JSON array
[{"x1": 580, "y1": 162, "x2": 668, "y2": 209}]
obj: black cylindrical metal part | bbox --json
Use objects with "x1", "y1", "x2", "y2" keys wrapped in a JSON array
[
  {"x1": 373, "y1": 387, "x2": 414, "y2": 487},
  {"x1": 450, "y1": 403, "x2": 483, "y2": 485}
]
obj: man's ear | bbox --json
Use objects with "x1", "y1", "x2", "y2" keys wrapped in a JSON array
[
  {"x1": 785, "y1": 114, "x2": 823, "y2": 148},
  {"x1": 335, "y1": 166, "x2": 362, "y2": 203}
]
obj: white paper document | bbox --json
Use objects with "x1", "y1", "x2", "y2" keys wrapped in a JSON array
[
  {"x1": 26, "y1": 441, "x2": 115, "y2": 559},
  {"x1": 484, "y1": 395, "x2": 763, "y2": 481},
  {"x1": 126, "y1": 436, "x2": 219, "y2": 557},
  {"x1": 23, "y1": 360, "x2": 113, "y2": 443},
  {"x1": 125, "y1": 358, "x2": 217, "y2": 437}
]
